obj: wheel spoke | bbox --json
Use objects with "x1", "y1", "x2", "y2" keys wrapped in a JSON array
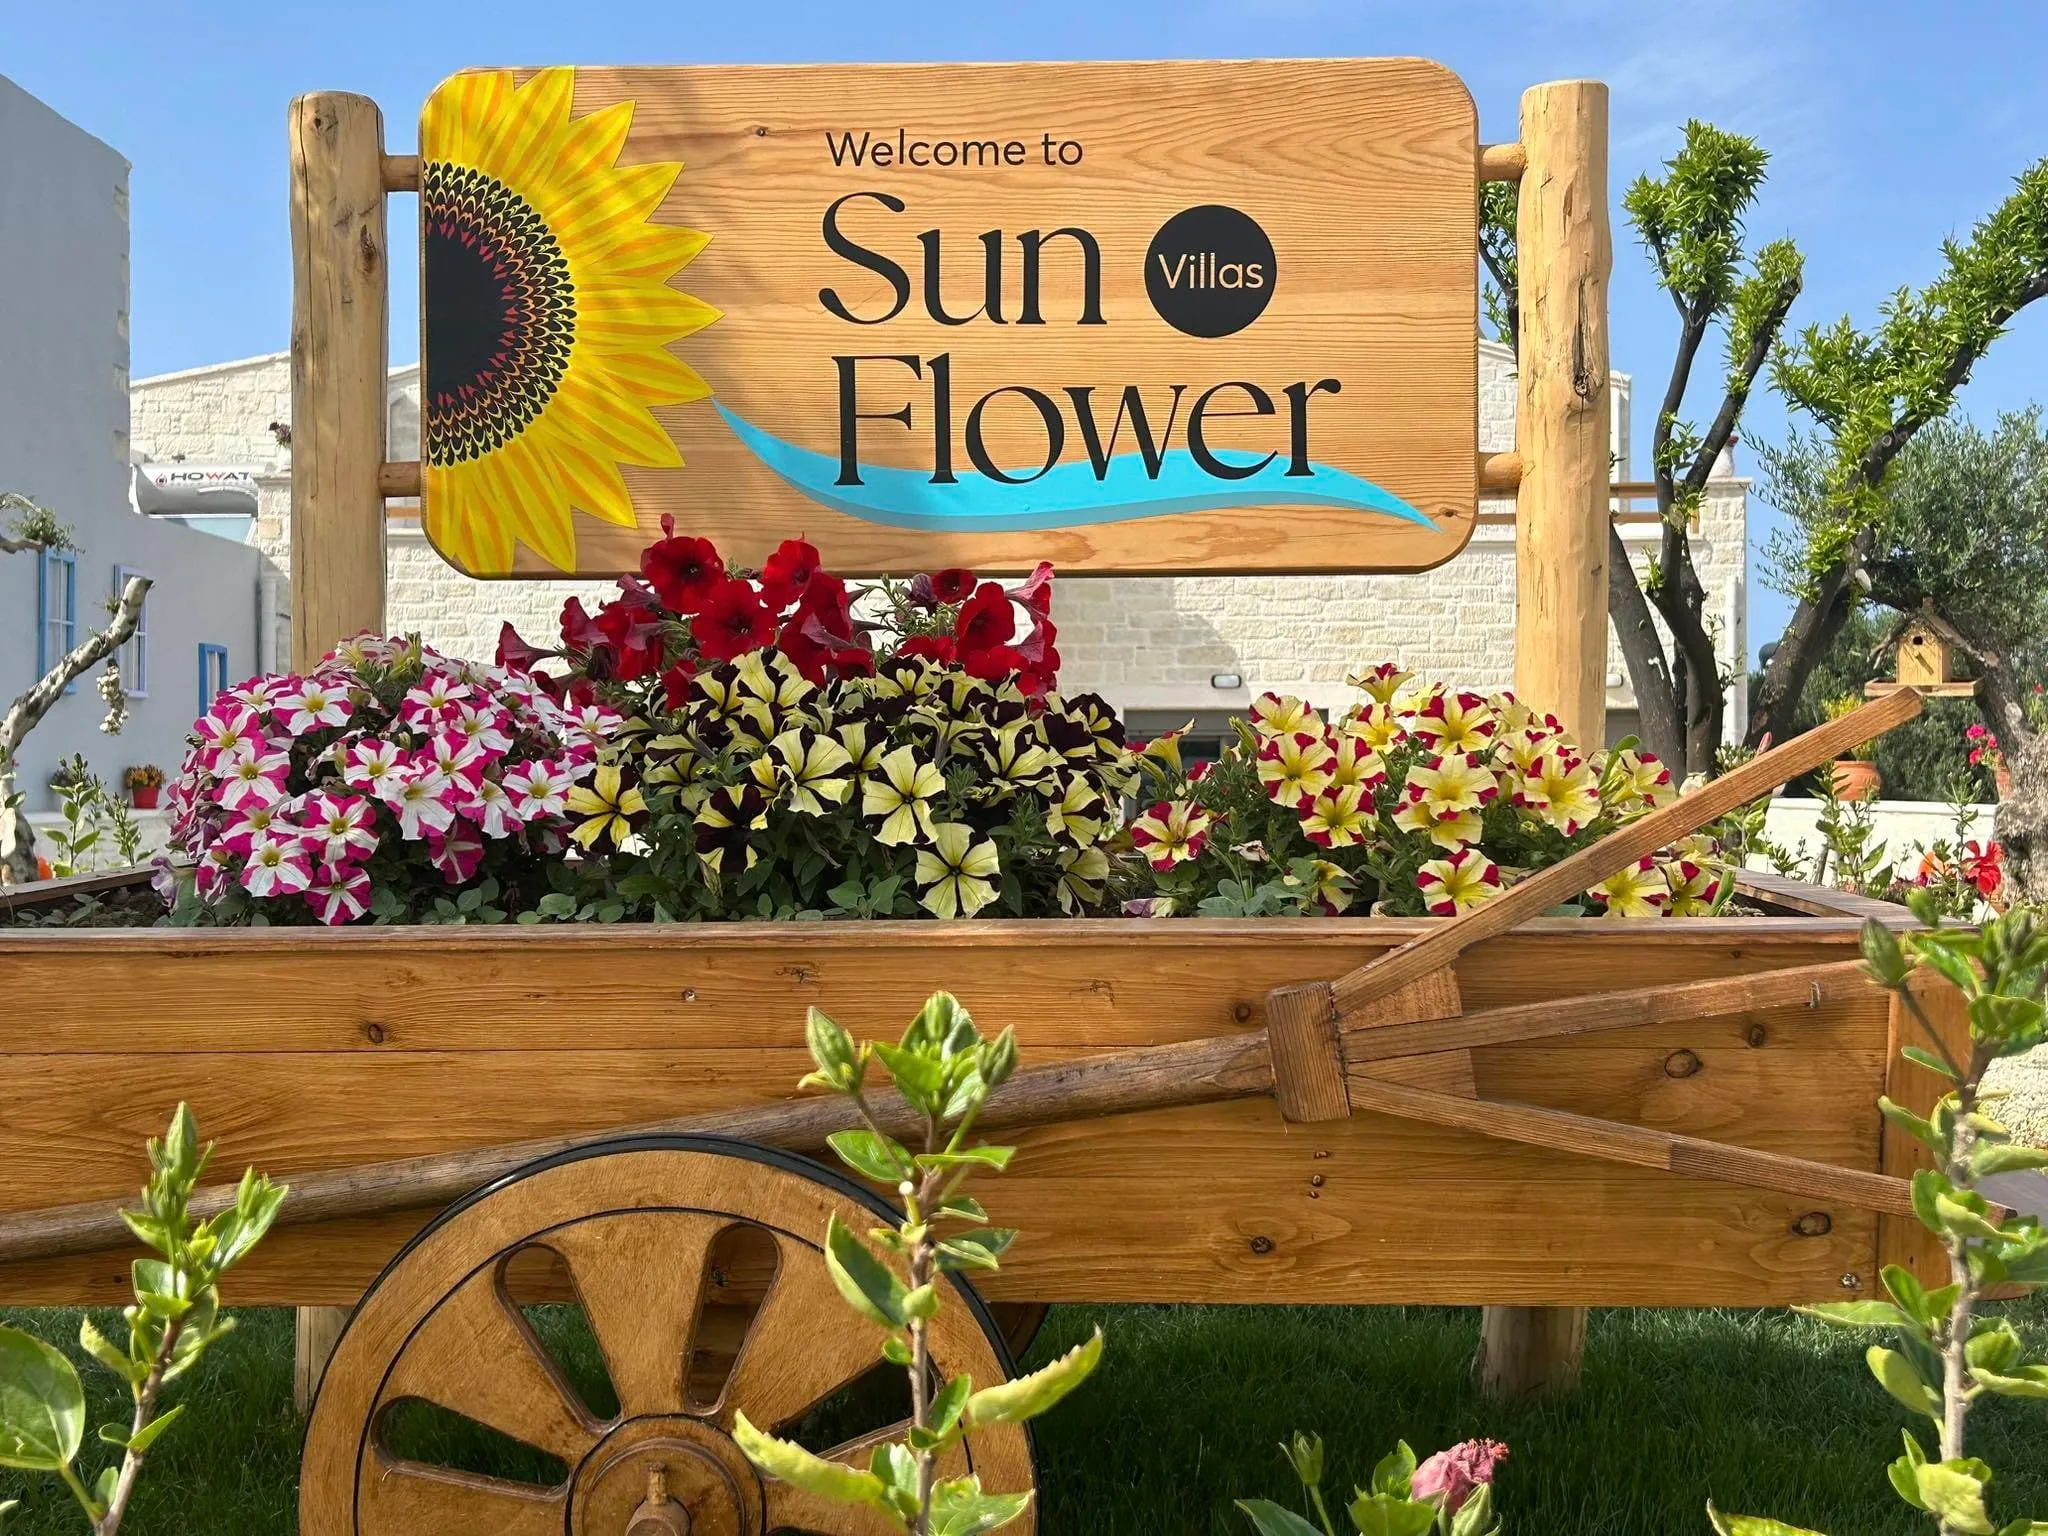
[
  {"x1": 359, "y1": 1458, "x2": 565, "y2": 1535},
  {"x1": 546, "y1": 1210, "x2": 727, "y2": 1417},
  {"x1": 383, "y1": 1264, "x2": 601, "y2": 1465},
  {"x1": 717, "y1": 1235, "x2": 889, "y2": 1431}
]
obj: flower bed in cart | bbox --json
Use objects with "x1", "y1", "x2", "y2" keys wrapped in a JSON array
[{"x1": 0, "y1": 534, "x2": 1948, "y2": 1315}]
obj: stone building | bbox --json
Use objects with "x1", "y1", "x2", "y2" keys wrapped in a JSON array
[{"x1": 129, "y1": 339, "x2": 1750, "y2": 748}]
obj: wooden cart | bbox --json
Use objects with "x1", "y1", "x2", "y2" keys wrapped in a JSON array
[{"x1": 0, "y1": 61, "x2": 1965, "y2": 1536}]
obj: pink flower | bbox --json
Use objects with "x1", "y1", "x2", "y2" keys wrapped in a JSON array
[
  {"x1": 399, "y1": 674, "x2": 472, "y2": 726},
  {"x1": 427, "y1": 819, "x2": 486, "y2": 884},
  {"x1": 301, "y1": 792, "x2": 378, "y2": 864},
  {"x1": 449, "y1": 702, "x2": 514, "y2": 759},
  {"x1": 386, "y1": 766, "x2": 457, "y2": 841},
  {"x1": 216, "y1": 749, "x2": 292, "y2": 811},
  {"x1": 342, "y1": 738, "x2": 406, "y2": 795},
  {"x1": 194, "y1": 841, "x2": 237, "y2": 902},
  {"x1": 239, "y1": 834, "x2": 312, "y2": 899},
  {"x1": 1412, "y1": 1439, "x2": 1508, "y2": 1514},
  {"x1": 305, "y1": 862, "x2": 373, "y2": 924},
  {"x1": 227, "y1": 675, "x2": 289, "y2": 715},
  {"x1": 464, "y1": 775, "x2": 527, "y2": 838},
  {"x1": 562, "y1": 700, "x2": 623, "y2": 745},
  {"x1": 275, "y1": 678, "x2": 353, "y2": 733},
  {"x1": 502, "y1": 758, "x2": 579, "y2": 819},
  {"x1": 219, "y1": 799, "x2": 297, "y2": 857},
  {"x1": 193, "y1": 703, "x2": 264, "y2": 770},
  {"x1": 419, "y1": 732, "x2": 488, "y2": 789}
]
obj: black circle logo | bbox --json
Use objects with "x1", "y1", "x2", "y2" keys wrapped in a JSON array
[{"x1": 1144, "y1": 205, "x2": 1277, "y2": 338}]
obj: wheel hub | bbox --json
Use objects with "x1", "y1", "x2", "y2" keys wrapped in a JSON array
[{"x1": 571, "y1": 1415, "x2": 763, "y2": 1536}]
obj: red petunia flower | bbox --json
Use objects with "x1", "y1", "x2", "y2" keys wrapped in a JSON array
[
  {"x1": 758, "y1": 538, "x2": 822, "y2": 611},
  {"x1": 955, "y1": 583, "x2": 1016, "y2": 653},
  {"x1": 931, "y1": 568, "x2": 978, "y2": 604},
  {"x1": 558, "y1": 596, "x2": 606, "y2": 653},
  {"x1": 642, "y1": 519, "x2": 726, "y2": 615},
  {"x1": 796, "y1": 571, "x2": 855, "y2": 641},
  {"x1": 962, "y1": 644, "x2": 1025, "y2": 682},
  {"x1": 1007, "y1": 560, "x2": 1055, "y2": 616},
  {"x1": 659, "y1": 660, "x2": 698, "y2": 713},
  {"x1": 897, "y1": 634, "x2": 957, "y2": 664},
  {"x1": 495, "y1": 622, "x2": 547, "y2": 674},
  {"x1": 691, "y1": 578, "x2": 777, "y2": 662}
]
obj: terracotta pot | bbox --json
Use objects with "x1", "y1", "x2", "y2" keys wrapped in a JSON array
[
  {"x1": 129, "y1": 785, "x2": 160, "y2": 810},
  {"x1": 1830, "y1": 759, "x2": 1882, "y2": 802}
]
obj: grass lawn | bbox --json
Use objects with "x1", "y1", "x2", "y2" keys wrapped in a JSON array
[{"x1": 0, "y1": 1297, "x2": 2041, "y2": 1533}]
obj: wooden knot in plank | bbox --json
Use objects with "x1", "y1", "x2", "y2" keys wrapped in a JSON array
[{"x1": 1265, "y1": 982, "x2": 1350, "y2": 1123}]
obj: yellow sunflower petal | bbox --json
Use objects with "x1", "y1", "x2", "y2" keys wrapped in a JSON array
[
  {"x1": 545, "y1": 368, "x2": 685, "y2": 469},
  {"x1": 575, "y1": 283, "x2": 724, "y2": 350}
]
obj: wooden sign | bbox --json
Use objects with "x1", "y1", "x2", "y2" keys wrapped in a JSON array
[{"x1": 416, "y1": 59, "x2": 1479, "y2": 578}]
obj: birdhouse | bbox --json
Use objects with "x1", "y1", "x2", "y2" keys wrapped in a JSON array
[{"x1": 1865, "y1": 602, "x2": 1979, "y2": 697}]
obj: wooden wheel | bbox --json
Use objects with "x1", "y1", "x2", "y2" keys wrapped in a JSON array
[{"x1": 300, "y1": 1136, "x2": 1035, "y2": 1535}]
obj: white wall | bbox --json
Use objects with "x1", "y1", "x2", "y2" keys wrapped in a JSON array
[
  {"x1": 0, "y1": 77, "x2": 260, "y2": 811},
  {"x1": 1757, "y1": 797, "x2": 1999, "y2": 877}
]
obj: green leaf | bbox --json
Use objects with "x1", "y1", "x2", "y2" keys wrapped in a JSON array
[
  {"x1": 1973, "y1": 1364, "x2": 2048, "y2": 1399},
  {"x1": 1935, "y1": 1192, "x2": 2007, "y2": 1241},
  {"x1": 1879, "y1": 1096, "x2": 1943, "y2": 1152},
  {"x1": 870, "y1": 1441, "x2": 920, "y2": 1520},
  {"x1": 910, "y1": 1373, "x2": 974, "y2": 1451},
  {"x1": 938, "y1": 1229, "x2": 1018, "y2": 1273},
  {"x1": 822, "y1": 1213, "x2": 907, "y2": 1329},
  {"x1": 125, "y1": 1402, "x2": 184, "y2": 1456},
  {"x1": 1915, "y1": 1461, "x2": 1996, "y2": 1535},
  {"x1": 1912, "y1": 1168, "x2": 1950, "y2": 1232},
  {"x1": 930, "y1": 1476, "x2": 1033, "y2": 1536},
  {"x1": 873, "y1": 1042, "x2": 947, "y2": 1108},
  {"x1": 1868, "y1": 1345, "x2": 1941, "y2": 1420},
  {"x1": 902, "y1": 1283, "x2": 941, "y2": 1322},
  {"x1": 91, "y1": 1464, "x2": 116, "y2": 1515},
  {"x1": 1901, "y1": 1046, "x2": 1961, "y2": 1081},
  {"x1": 1235, "y1": 1499, "x2": 1327, "y2": 1536},
  {"x1": 907, "y1": 991, "x2": 977, "y2": 1057},
  {"x1": 915, "y1": 1146, "x2": 1016, "y2": 1173},
  {"x1": 1795, "y1": 1301, "x2": 1910, "y2": 1329},
  {"x1": 826, "y1": 1130, "x2": 914, "y2": 1185},
  {"x1": 1279, "y1": 1431, "x2": 1324, "y2": 1491},
  {"x1": 965, "y1": 1329, "x2": 1102, "y2": 1427},
  {"x1": 805, "y1": 1008, "x2": 859, "y2": 1087},
  {"x1": 1345, "y1": 1492, "x2": 1437, "y2": 1536},
  {"x1": 1705, "y1": 1505, "x2": 1829, "y2": 1535},
  {"x1": 938, "y1": 1195, "x2": 989, "y2": 1224},
  {"x1": 1371, "y1": 1441, "x2": 1418, "y2": 1498},
  {"x1": 1966, "y1": 1319, "x2": 2026, "y2": 1375},
  {"x1": 75, "y1": 1318, "x2": 139, "y2": 1388},
  {"x1": 1448, "y1": 1482, "x2": 1497, "y2": 1536},
  {"x1": 0, "y1": 1326, "x2": 84, "y2": 1472},
  {"x1": 731, "y1": 1411, "x2": 892, "y2": 1515},
  {"x1": 1974, "y1": 1143, "x2": 2048, "y2": 1177}
]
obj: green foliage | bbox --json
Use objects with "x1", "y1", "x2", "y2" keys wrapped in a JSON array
[
  {"x1": 1728, "y1": 906, "x2": 2048, "y2": 1534},
  {"x1": 1770, "y1": 157, "x2": 2048, "y2": 586},
  {"x1": 735, "y1": 992, "x2": 1098, "y2": 1536},
  {"x1": 0, "y1": 1108, "x2": 283, "y2": 1534},
  {"x1": 0, "y1": 495, "x2": 75, "y2": 557},
  {"x1": 1238, "y1": 1432, "x2": 1504, "y2": 1536}
]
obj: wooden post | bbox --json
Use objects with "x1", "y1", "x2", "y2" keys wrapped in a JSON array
[
  {"x1": 1488, "y1": 77, "x2": 1612, "y2": 1401},
  {"x1": 288, "y1": 91, "x2": 389, "y2": 674},
  {"x1": 287, "y1": 89, "x2": 390, "y2": 1411}
]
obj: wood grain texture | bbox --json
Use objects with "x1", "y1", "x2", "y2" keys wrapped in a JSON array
[
  {"x1": 0, "y1": 917, "x2": 1898, "y2": 1307},
  {"x1": 293, "y1": 1304, "x2": 350, "y2": 1415},
  {"x1": 1512, "y1": 79, "x2": 1610, "y2": 742},
  {"x1": 1877, "y1": 975, "x2": 1973, "y2": 1286},
  {"x1": 1734, "y1": 869, "x2": 1917, "y2": 927},
  {"x1": 1328, "y1": 690, "x2": 1926, "y2": 1017},
  {"x1": 1265, "y1": 983, "x2": 1349, "y2": 1122},
  {"x1": 288, "y1": 92, "x2": 389, "y2": 669},
  {"x1": 418, "y1": 59, "x2": 1479, "y2": 578}
]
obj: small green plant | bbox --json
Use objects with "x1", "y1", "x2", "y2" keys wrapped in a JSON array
[
  {"x1": 0, "y1": 1106, "x2": 286, "y2": 1534},
  {"x1": 733, "y1": 991, "x2": 1101, "y2": 1535},
  {"x1": 1710, "y1": 897, "x2": 2048, "y2": 1536},
  {"x1": 45, "y1": 758, "x2": 105, "y2": 879},
  {"x1": 1238, "y1": 1432, "x2": 1506, "y2": 1536}
]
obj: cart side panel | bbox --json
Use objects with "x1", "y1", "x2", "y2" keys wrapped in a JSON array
[{"x1": 0, "y1": 919, "x2": 1890, "y2": 1306}]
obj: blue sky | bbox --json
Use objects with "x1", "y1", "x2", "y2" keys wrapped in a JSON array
[{"x1": 9, "y1": 0, "x2": 2046, "y2": 660}]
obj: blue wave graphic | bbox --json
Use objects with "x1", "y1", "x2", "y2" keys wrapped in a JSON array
[{"x1": 713, "y1": 401, "x2": 1436, "y2": 534}]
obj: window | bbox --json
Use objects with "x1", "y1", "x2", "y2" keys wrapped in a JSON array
[
  {"x1": 113, "y1": 566, "x2": 149, "y2": 697},
  {"x1": 37, "y1": 549, "x2": 78, "y2": 690},
  {"x1": 197, "y1": 643, "x2": 229, "y2": 714}
]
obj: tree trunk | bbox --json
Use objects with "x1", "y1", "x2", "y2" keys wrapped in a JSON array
[
  {"x1": 1607, "y1": 524, "x2": 1684, "y2": 766},
  {"x1": 1748, "y1": 549, "x2": 1860, "y2": 749},
  {"x1": 2003, "y1": 733, "x2": 2048, "y2": 909}
]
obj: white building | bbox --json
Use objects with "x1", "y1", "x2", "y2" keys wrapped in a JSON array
[
  {"x1": 0, "y1": 77, "x2": 260, "y2": 815},
  {"x1": 130, "y1": 340, "x2": 1749, "y2": 749}
]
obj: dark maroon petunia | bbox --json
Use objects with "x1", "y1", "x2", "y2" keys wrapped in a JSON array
[{"x1": 931, "y1": 567, "x2": 978, "y2": 604}]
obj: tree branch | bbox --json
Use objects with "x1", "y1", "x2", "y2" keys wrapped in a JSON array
[{"x1": 1606, "y1": 522, "x2": 1684, "y2": 764}]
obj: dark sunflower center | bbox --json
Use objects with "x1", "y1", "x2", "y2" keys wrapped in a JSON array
[{"x1": 421, "y1": 162, "x2": 575, "y2": 467}]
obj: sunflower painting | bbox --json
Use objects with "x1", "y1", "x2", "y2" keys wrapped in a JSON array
[{"x1": 419, "y1": 68, "x2": 718, "y2": 575}]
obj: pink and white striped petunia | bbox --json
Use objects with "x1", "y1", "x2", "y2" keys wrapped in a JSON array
[
  {"x1": 227, "y1": 675, "x2": 291, "y2": 716},
  {"x1": 216, "y1": 748, "x2": 293, "y2": 811},
  {"x1": 463, "y1": 775, "x2": 527, "y2": 839},
  {"x1": 300, "y1": 791, "x2": 379, "y2": 865},
  {"x1": 426, "y1": 819, "x2": 486, "y2": 884},
  {"x1": 217, "y1": 799, "x2": 297, "y2": 857},
  {"x1": 341, "y1": 738, "x2": 406, "y2": 795},
  {"x1": 239, "y1": 833, "x2": 312, "y2": 899},
  {"x1": 501, "y1": 758, "x2": 579, "y2": 819},
  {"x1": 560, "y1": 699, "x2": 624, "y2": 746},
  {"x1": 399, "y1": 674, "x2": 473, "y2": 726},
  {"x1": 305, "y1": 862, "x2": 373, "y2": 925},
  {"x1": 194, "y1": 840, "x2": 238, "y2": 902},
  {"x1": 1417, "y1": 848, "x2": 1504, "y2": 915},
  {"x1": 275, "y1": 678, "x2": 354, "y2": 734},
  {"x1": 386, "y1": 765, "x2": 457, "y2": 840},
  {"x1": 448, "y1": 702, "x2": 515, "y2": 759},
  {"x1": 192, "y1": 703, "x2": 264, "y2": 770},
  {"x1": 419, "y1": 732, "x2": 488, "y2": 789}
]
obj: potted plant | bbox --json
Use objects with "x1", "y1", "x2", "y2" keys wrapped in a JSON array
[
  {"x1": 124, "y1": 763, "x2": 164, "y2": 809},
  {"x1": 1822, "y1": 695, "x2": 1882, "y2": 801}
]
